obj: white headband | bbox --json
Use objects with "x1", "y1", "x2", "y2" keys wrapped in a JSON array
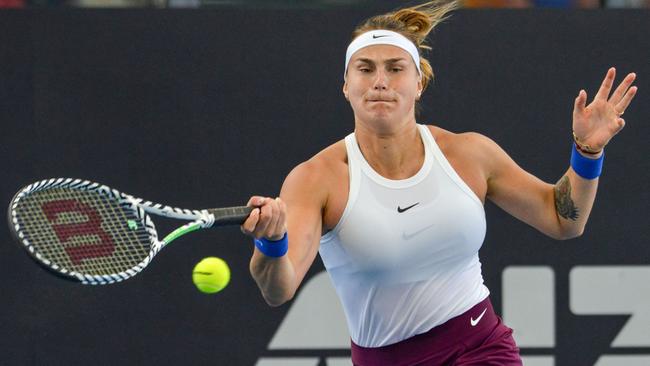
[{"x1": 344, "y1": 30, "x2": 422, "y2": 79}]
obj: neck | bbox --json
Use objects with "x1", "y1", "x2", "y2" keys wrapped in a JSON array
[{"x1": 354, "y1": 118, "x2": 424, "y2": 180}]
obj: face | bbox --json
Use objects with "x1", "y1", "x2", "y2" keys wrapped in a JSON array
[{"x1": 343, "y1": 45, "x2": 422, "y2": 128}]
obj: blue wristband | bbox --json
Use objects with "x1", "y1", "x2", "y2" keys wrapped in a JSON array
[
  {"x1": 571, "y1": 143, "x2": 604, "y2": 180},
  {"x1": 254, "y1": 233, "x2": 288, "y2": 257}
]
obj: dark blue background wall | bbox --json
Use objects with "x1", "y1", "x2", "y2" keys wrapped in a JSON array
[{"x1": 1, "y1": 8, "x2": 649, "y2": 366}]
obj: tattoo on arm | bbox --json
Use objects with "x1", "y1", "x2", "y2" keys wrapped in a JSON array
[{"x1": 555, "y1": 175, "x2": 579, "y2": 221}]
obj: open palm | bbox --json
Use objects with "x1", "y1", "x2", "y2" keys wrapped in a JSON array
[{"x1": 573, "y1": 68, "x2": 637, "y2": 151}]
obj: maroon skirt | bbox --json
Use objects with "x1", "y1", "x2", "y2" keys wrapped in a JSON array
[{"x1": 351, "y1": 297, "x2": 522, "y2": 366}]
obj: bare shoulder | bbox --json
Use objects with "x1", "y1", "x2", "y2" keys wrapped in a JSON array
[
  {"x1": 427, "y1": 125, "x2": 496, "y2": 152},
  {"x1": 288, "y1": 140, "x2": 346, "y2": 184},
  {"x1": 281, "y1": 140, "x2": 347, "y2": 206},
  {"x1": 311, "y1": 139, "x2": 348, "y2": 172},
  {"x1": 427, "y1": 123, "x2": 524, "y2": 182}
]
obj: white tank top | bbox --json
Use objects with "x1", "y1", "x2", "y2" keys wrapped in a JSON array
[{"x1": 319, "y1": 124, "x2": 490, "y2": 347}]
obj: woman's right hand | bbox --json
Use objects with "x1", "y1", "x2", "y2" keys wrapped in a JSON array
[{"x1": 240, "y1": 196, "x2": 287, "y2": 241}]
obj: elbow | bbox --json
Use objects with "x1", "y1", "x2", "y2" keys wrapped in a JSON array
[
  {"x1": 548, "y1": 210, "x2": 586, "y2": 240},
  {"x1": 564, "y1": 228, "x2": 585, "y2": 240},
  {"x1": 263, "y1": 290, "x2": 296, "y2": 307},
  {"x1": 552, "y1": 226, "x2": 585, "y2": 240},
  {"x1": 264, "y1": 297, "x2": 290, "y2": 307},
  {"x1": 249, "y1": 254, "x2": 299, "y2": 307},
  {"x1": 266, "y1": 300, "x2": 285, "y2": 308}
]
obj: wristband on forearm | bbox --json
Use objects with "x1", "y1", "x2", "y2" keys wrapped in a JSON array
[
  {"x1": 254, "y1": 232, "x2": 288, "y2": 257},
  {"x1": 571, "y1": 143, "x2": 604, "y2": 180}
]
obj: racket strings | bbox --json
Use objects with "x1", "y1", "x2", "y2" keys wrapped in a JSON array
[{"x1": 13, "y1": 187, "x2": 153, "y2": 277}]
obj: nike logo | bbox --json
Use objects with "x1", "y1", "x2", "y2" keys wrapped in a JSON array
[
  {"x1": 372, "y1": 34, "x2": 389, "y2": 39},
  {"x1": 397, "y1": 203, "x2": 419, "y2": 213},
  {"x1": 402, "y1": 223, "x2": 435, "y2": 240},
  {"x1": 470, "y1": 308, "x2": 488, "y2": 327}
]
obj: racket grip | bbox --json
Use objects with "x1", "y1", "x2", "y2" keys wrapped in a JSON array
[{"x1": 208, "y1": 206, "x2": 254, "y2": 226}]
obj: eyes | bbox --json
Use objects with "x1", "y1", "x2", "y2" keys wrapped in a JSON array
[{"x1": 357, "y1": 66, "x2": 404, "y2": 73}]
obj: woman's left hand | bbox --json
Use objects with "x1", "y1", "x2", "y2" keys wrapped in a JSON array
[{"x1": 572, "y1": 67, "x2": 637, "y2": 151}]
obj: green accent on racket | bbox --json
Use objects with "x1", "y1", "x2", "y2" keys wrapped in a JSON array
[{"x1": 161, "y1": 222, "x2": 202, "y2": 246}]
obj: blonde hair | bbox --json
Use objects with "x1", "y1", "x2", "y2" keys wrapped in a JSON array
[{"x1": 351, "y1": 1, "x2": 459, "y2": 92}]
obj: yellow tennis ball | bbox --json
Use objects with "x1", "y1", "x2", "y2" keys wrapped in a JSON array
[{"x1": 192, "y1": 257, "x2": 230, "y2": 294}]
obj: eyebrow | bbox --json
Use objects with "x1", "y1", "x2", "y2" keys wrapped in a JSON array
[{"x1": 354, "y1": 57, "x2": 408, "y2": 65}]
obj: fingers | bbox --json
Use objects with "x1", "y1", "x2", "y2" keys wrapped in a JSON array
[
  {"x1": 612, "y1": 115, "x2": 626, "y2": 131},
  {"x1": 275, "y1": 198, "x2": 287, "y2": 236},
  {"x1": 246, "y1": 196, "x2": 265, "y2": 207},
  {"x1": 610, "y1": 72, "x2": 636, "y2": 105},
  {"x1": 241, "y1": 206, "x2": 260, "y2": 235},
  {"x1": 240, "y1": 196, "x2": 286, "y2": 240},
  {"x1": 573, "y1": 89, "x2": 587, "y2": 115},
  {"x1": 615, "y1": 85, "x2": 638, "y2": 115},
  {"x1": 255, "y1": 202, "x2": 273, "y2": 237},
  {"x1": 241, "y1": 196, "x2": 265, "y2": 235},
  {"x1": 595, "y1": 67, "x2": 616, "y2": 101},
  {"x1": 265, "y1": 198, "x2": 284, "y2": 236}
]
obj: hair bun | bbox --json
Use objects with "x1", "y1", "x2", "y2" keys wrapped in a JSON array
[
  {"x1": 394, "y1": 9, "x2": 432, "y2": 41},
  {"x1": 350, "y1": 1, "x2": 460, "y2": 94}
]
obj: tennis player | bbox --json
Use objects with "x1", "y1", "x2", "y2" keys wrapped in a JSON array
[{"x1": 241, "y1": 1, "x2": 638, "y2": 364}]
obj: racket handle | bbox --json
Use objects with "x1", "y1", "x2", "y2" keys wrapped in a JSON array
[{"x1": 208, "y1": 206, "x2": 254, "y2": 226}]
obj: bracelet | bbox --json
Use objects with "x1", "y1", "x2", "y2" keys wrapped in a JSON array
[
  {"x1": 254, "y1": 232, "x2": 288, "y2": 257},
  {"x1": 574, "y1": 142, "x2": 601, "y2": 156},
  {"x1": 573, "y1": 131, "x2": 603, "y2": 154},
  {"x1": 571, "y1": 143, "x2": 604, "y2": 180}
]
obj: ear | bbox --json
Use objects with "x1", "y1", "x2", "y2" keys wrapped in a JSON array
[
  {"x1": 416, "y1": 77, "x2": 423, "y2": 100},
  {"x1": 343, "y1": 81, "x2": 349, "y2": 101}
]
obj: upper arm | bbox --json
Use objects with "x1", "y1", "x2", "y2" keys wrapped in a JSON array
[
  {"x1": 478, "y1": 135, "x2": 563, "y2": 238},
  {"x1": 279, "y1": 158, "x2": 328, "y2": 288}
]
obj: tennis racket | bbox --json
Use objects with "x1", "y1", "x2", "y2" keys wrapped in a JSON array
[{"x1": 8, "y1": 178, "x2": 252, "y2": 285}]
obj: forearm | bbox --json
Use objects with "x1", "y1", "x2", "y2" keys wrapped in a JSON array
[
  {"x1": 243, "y1": 163, "x2": 327, "y2": 307},
  {"x1": 553, "y1": 150, "x2": 602, "y2": 238},
  {"x1": 249, "y1": 250, "x2": 297, "y2": 307}
]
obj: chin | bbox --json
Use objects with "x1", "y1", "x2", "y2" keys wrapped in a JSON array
[
  {"x1": 367, "y1": 104, "x2": 394, "y2": 115},
  {"x1": 365, "y1": 111, "x2": 392, "y2": 122},
  {"x1": 363, "y1": 116, "x2": 398, "y2": 131}
]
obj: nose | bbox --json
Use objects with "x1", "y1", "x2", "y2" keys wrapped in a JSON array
[{"x1": 372, "y1": 69, "x2": 388, "y2": 90}]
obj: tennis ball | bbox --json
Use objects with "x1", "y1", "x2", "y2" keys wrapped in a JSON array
[{"x1": 192, "y1": 257, "x2": 230, "y2": 294}]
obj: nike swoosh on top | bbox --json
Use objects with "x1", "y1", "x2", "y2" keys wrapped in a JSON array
[
  {"x1": 402, "y1": 223, "x2": 436, "y2": 241},
  {"x1": 470, "y1": 308, "x2": 488, "y2": 327},
  {"x1": 372, "y1": 34, "x2": 389, "y2": 39},
  {"x1": 397, "y1": 202, "x2": 419, "y2": 213}
]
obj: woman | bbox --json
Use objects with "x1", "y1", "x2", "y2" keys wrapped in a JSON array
[{"x1": 241, "y1": 1, "x2": 638, "y2": 364}]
